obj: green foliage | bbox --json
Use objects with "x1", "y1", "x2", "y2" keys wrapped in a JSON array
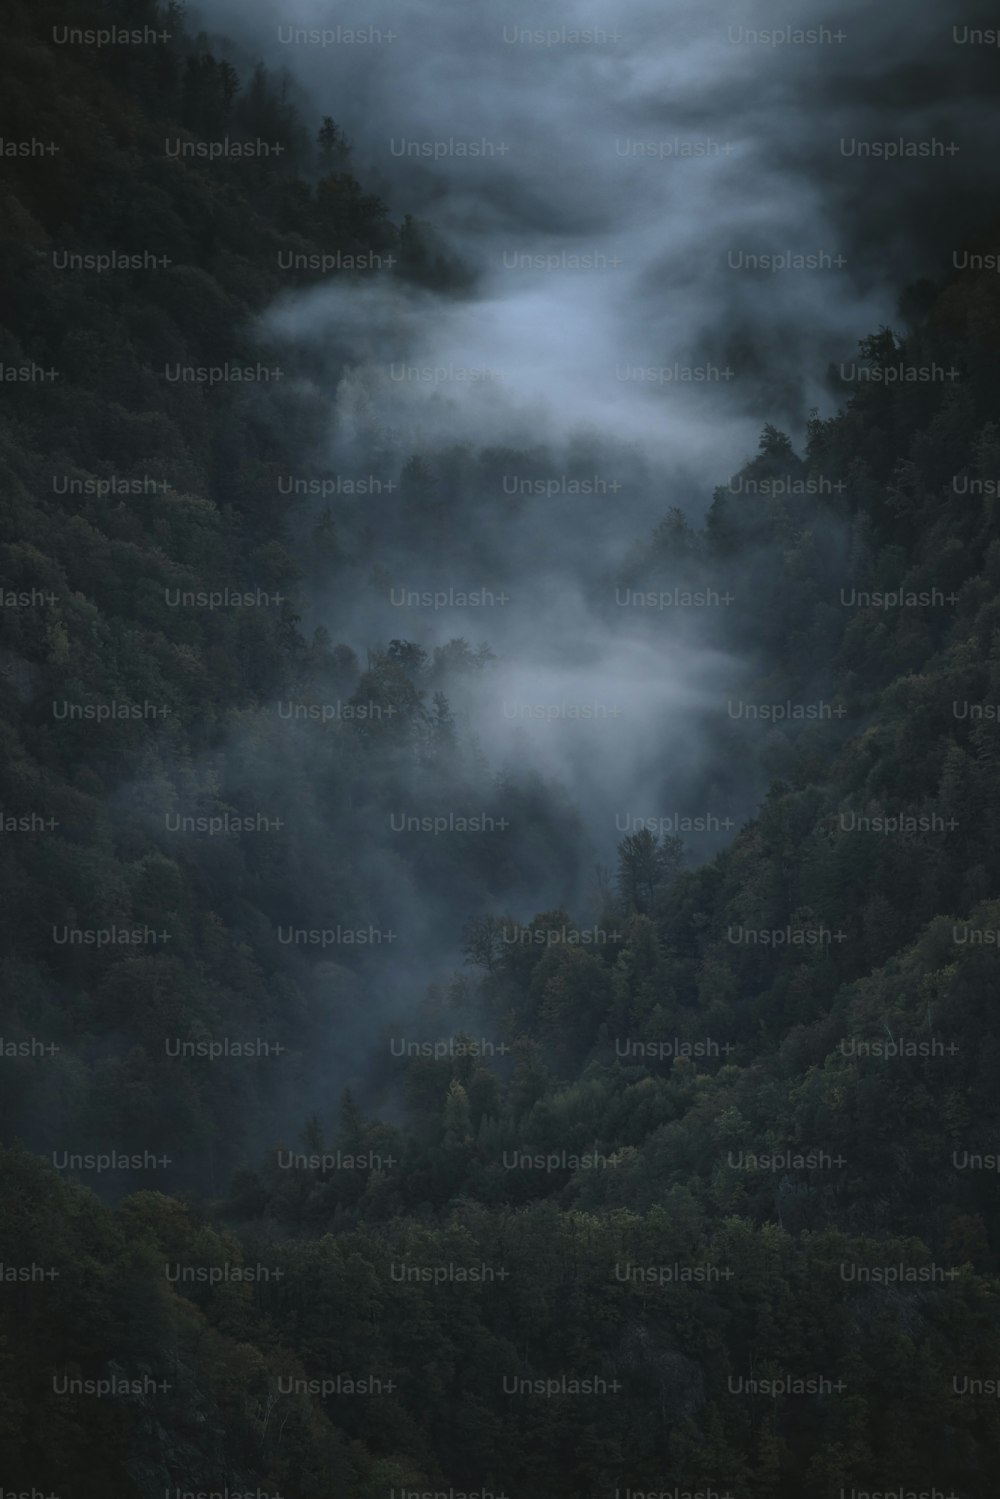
[{"x1": 6, "y1": 3, "x2": 1000, "y2": 1495}]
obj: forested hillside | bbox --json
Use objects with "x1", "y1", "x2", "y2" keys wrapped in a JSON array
[{"x1": 3, "y1": 2, "x2": 1000, "y2": 1496}]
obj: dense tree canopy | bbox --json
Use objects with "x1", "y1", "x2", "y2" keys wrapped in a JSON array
[{"x1": 3, "y1": 2, "x2": 1000, "y2": 1496}]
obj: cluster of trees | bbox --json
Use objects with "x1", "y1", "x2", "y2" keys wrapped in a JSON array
[
  {"x1": 8, "y1": 1141, "x2": 1000, "y2": 1497},
  {"x1": 0, "y1": 0, "x2": 584, "y2": 1187},
  {"x1": 4, "y1": 1, "x2": 1000, "y2": 1495}
]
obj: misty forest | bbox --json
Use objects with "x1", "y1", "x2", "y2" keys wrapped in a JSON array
[{"x1": 4, "y1": 0, "x2": 1000, "y2": 1495}]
